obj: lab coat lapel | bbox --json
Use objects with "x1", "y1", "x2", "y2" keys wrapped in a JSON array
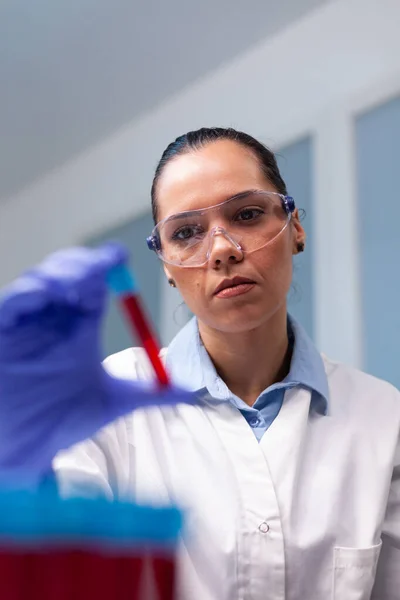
[{"x1": 260, "y1": 387, "x2": 313, "y2": 501}]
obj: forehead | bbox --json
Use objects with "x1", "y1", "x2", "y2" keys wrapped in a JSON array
[{"x1": 156, "y1": 140, "x2": 276, "y2": 221}]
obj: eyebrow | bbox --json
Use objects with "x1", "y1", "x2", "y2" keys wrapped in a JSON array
[{"x1": 162, "y1": 189, "x2": 263, "y2": 224}]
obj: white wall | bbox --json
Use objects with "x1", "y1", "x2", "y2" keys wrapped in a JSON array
[{"x1": 1, "y1": 0, "x2": 400, "y2": 366}]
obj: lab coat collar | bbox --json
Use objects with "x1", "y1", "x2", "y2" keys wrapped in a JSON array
[{"x1": 165, "y1": 314, "x2": 329, "y2": 413}]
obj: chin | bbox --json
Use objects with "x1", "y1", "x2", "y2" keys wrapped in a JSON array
[{"x1": 200, "y1": 302, "x2": 279, "y2": 334}]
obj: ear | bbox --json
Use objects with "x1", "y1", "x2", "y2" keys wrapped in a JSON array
[
  {"x1": 291, "y1": 209, "x2": 306, "y2": 254},
  {"x1": 163, "y1": 265, "x2": 172, "y2": 280}
]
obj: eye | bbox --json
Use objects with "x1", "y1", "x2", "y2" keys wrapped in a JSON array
[
  {"x1": 171, "y1": 224, "x2": 204, "y2": 242},
  {"x1": 236, "y1": 207, "x2": 264, "y2": 222}
]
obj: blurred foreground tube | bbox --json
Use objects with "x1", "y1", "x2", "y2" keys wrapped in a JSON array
[{"x1": 0, "y1": 486, "x2": 182, "y2": 600}]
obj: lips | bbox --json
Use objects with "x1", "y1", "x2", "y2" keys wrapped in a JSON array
[{"x1": 213, "y1": 276, "x2": 256, "y2": 296}]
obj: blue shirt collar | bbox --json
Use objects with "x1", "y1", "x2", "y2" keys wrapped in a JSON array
[
  {"x1": 285, "y1": 316, "x2": 329, "y2": 414},
  {"x1": 166, "y1": 315, "x2": 329, "y2": 414}
]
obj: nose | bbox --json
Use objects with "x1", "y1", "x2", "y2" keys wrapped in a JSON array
[{"x1": 207, "y1": 227, "x2": 243, "y2": 268}]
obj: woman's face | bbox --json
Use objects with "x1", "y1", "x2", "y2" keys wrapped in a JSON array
[{"x1": 156, "y1": 140, "x2": 305, "y2": 334}]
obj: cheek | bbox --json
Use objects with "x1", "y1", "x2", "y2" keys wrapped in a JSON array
[
  {"x1": 168, "y1": 268, "x2": 206, "y2": 310},
  {"x1": 255, "y1": 235, "x2": 293, "y2": 292}
]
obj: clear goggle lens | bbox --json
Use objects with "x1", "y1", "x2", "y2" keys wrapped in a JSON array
[{"x1": 147, "y1": 191, "x2": 295, "y2": 267}]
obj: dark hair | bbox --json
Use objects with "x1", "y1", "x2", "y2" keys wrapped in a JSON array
[{"x1": 151, "y1": 127, "x2": 288, "y2": 224}]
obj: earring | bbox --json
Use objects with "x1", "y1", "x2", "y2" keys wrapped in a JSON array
[
  {"x1": 168, "y1": 278, "x2": 176, "y2": 288},
  {"x1": 297, "y1": 242, "x2": 305, "y2": 253}
]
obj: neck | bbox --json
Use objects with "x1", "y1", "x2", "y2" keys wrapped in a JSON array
[{"x1": 198, "y1": 306, "x2": 291, "y2": 407}]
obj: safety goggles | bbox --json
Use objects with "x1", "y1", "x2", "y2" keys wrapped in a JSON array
[{"x1": 146, "y1": 190, "x2": 295, "y2": 267}]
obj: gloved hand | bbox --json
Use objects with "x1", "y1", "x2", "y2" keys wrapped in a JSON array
[{"x1": 0, "y1": 244, "x2": 195, "y2": 484}]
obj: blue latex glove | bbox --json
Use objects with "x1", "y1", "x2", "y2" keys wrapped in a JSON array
[{"x1": 0, "y1": 244, "x2": 195, "y2": 484}]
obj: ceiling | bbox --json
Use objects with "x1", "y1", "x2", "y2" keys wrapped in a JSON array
[{"x1": 0, "y1": 0, "x2": 329, "y2": 201}]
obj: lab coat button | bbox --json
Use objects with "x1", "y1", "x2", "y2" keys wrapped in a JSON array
[{"x1": 258, "y1": 522, "x2": 270, "y2": 534}]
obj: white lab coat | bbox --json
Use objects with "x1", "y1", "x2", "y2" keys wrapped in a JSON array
[{"x1": 54, "y1": 347, "x2": 400, "y2": 600}]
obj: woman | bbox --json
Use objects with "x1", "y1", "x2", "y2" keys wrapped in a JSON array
[{"x1": 0, "y1": 127, "x2": 399, "y2": 600}]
